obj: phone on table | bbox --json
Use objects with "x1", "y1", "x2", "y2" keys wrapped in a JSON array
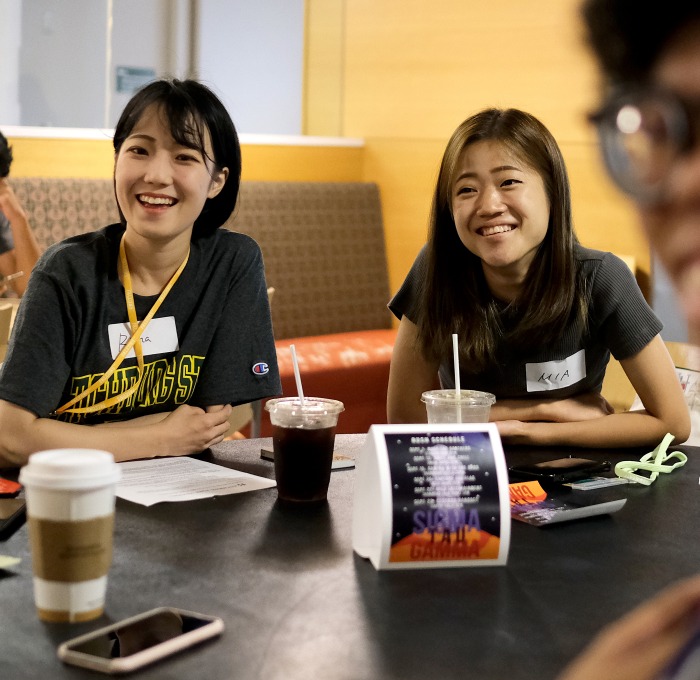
[
  {"x1": 0, "y1": 497, "x2": 26, "y2": 541},
  {"x1": 508, "y1": 457, "x2": 611, "y2": 483},
  {"x1": 57, "y1": 607, "x2": 224, "y2": 674}
]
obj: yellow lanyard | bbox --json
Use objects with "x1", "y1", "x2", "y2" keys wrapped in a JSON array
[{"x1": 55, "y1": 236, "x2": 189, "y2": 415}]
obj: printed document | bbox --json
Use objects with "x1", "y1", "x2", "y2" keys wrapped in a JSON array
[{"x1": 117, "y1": 457, "x2": 276, "y2": 506}]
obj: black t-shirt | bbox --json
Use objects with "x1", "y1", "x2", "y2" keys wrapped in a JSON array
[
  {"x1": 0, "y1": 224, "x2": 281, "y2": 423},
  {"x1": 389, "y1": 245, "x2": 662, "y2": 399}
]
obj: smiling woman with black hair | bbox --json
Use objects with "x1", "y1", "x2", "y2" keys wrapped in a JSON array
[{"x1": 0, "y1": 79, "x2": 280, "y2": 466}]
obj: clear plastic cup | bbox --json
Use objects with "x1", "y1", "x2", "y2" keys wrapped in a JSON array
[
  {"x1": 421, "y1": 389, "x2": 496, "y2": 424},
  {"x1": 265, "y1": 397, "x2": 345, "y2": 503}
]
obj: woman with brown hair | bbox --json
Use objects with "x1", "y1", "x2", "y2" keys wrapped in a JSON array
[{"x1": 387, "y1": 107, "x2": 688, "y2": 448}]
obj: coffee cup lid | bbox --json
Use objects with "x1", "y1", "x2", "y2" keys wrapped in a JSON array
[{"x1": 19, "y1": 449, "x2": 121, "y2": 490}]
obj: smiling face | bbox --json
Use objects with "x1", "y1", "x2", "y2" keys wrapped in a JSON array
[
  {"x1": 641, "y1": 21, "x2": 700, "y2": 336},
  {"x1": 114, "y1": 104, "x2": 228, "y2": 248},
  {"x1": 450, "y1": 140, "x2": 551, "y2": 297}
]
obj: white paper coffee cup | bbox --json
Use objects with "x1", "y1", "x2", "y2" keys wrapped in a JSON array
[{"x1": 19, "y1": 449, "x2": 121, "y2": 623}]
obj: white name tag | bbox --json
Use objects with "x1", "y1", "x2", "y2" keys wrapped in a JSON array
[
  {"x1": 108, "y1": 316, "x2": 179, "y2": 359},
  {"x1": 525, "y1": 349, "x2": 586, "y2": 392}
]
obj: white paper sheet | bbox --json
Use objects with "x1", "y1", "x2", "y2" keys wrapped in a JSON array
[{"x1": 116, "y1": 457, "x2": 276, "y2": 506}]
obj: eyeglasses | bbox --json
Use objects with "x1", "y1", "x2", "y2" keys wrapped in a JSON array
[{"x1": 589, "y1": 87, "x2": 700, "y2": 204}]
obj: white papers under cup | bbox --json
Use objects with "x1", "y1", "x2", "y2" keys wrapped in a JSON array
[{"x1": 19, "y1": 449, "x2": 121, "y2": 622}]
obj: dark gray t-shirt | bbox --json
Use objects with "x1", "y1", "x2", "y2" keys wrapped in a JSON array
[
  {"x1": 0, "y1": 223, "x2": 281, "y2": 423},
  {"x1": 389, "y1": 245, "x2": 662, "y2": 399},
  {"x1": 0, "y1": 212, "x2": 14, "y2": 255}
]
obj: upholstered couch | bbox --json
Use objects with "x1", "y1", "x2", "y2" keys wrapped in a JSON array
[{"x1": 10, "y1": 178, "x2": 397, "y2": 435}]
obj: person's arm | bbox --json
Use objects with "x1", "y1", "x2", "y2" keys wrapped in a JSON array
[
  {"x1": 496, "y1": 335, "x2": 691, "y2": 448},
  {"x1": 387, "y1": 316, "x2": 440, "y2": 423},
  {"x1": 490, "y1": 392, "x2": 614, "y2": 423},
  {"x1": 0, "y1": 179, "x2": 40, "y2": 296},
  {"x1": 0, "y1": 400, "x2": 233, "y2": 467},
  {"x1": 557, "y1": 574, "x2": 700, "y2": 680}
]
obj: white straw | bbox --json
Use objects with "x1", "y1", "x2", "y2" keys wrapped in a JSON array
[
  {"x1": 290, "y1": 344, "x2": 305, "y2": 405},
  {"x1": 452, "y1": 333, "x2": 461, "y2": 394},
  {"x1": 453, "y1": 333, "x2": 462, "y2": 422}
]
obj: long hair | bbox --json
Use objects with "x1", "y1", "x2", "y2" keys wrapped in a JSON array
[
  {"x1": 113, "y1": 78, "x2": 241, "y2": 238},
  {"x1": 0, "y1": 131, "x2": 12, "y2": 178},
  {"x1": 416, "y1": 108, "x2": 586, "y2": 370}
]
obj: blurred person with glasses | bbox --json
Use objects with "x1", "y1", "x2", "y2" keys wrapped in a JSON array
[
  {"x1": 553, "y1": 3, "x2": 700, "y2": 680},
  {"x1": 584, "y1": 0, "x2": 700, "y2": 343}
]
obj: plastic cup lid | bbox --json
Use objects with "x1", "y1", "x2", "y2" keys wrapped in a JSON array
[
  {"x1": 421, "y1": 389, "x2": 496, "y2": 406},
  {"x1": 19, "y1": 449, "x2": 121, "y2": 490},
  {"x1": 265, "y1": 397, "x2": 345, "y2": 416}
]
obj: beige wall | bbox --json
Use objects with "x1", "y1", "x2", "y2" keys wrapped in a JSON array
[{"x1": 305, "y1": 0, "x2": 649, "y2": 298}]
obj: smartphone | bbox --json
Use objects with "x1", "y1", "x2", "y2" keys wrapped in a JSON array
[
  {"x1": 57, "y1": 607, "x2": 224, "y2": 674},
  {"x1": 0, "y1": 497, "x2": 26, "y2": 541},
  {"x1": 0, "y1": 271, "x2": 23, "y2": 285},
  {"x1": 508, "y1": 457, "x2": 611, "y2": 483}
]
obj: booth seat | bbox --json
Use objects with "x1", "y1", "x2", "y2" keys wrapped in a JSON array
[
  {"x1": 270, "y1": 328, "x2": 396, "y2": 437},
  {"x1": 10, "y1": 178, "x2": 397, "y2": 436}
]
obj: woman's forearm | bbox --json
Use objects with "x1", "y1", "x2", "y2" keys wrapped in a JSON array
[
  {"x1": 0, "y1": 401, "x2": 233, "y2": 467},
  {"x1": 497, "y1": 409, "x2": 688, "y2": 449}
]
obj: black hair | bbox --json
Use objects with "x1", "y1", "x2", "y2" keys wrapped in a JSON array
[
  {"x1": 113, "y1": 78, "x2": 241, "y2": 238},
  {"x1": 581, "y1": 0, "x2": 700, "y2": 85},
  {"x1": 0, "y1": 131, "x2": 13, "y2": 179}
]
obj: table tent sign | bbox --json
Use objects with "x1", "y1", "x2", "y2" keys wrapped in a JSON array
[{"x1": 352, "y1": 424, "x2": 511, "y2": 570}]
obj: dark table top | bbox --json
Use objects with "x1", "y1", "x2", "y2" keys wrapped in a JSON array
[{"x1": 1, "y1": 434, "x2": 698, "y2": 680}]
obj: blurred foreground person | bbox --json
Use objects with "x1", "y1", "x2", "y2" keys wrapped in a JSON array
[{"x1": 556, "y1": 2, "x2": 700, "y2": 679}]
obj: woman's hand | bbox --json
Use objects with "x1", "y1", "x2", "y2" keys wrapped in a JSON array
[
  {"x1": 153, "y1": 404, "x2": 233, "y2": 457},
  {"x1": 557, "y1": 574, "x2": 700, "y2": 680}
]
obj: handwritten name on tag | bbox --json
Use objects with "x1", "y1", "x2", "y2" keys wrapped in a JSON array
[
  {"x1": 526, "y1": 349, "x2": 586, "y2": 392},
  {"x1": 108, "y1": 316, "x2": 179, "y2": 359}
]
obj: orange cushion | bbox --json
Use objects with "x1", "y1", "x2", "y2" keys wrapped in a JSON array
[{"x1": 259, "y1": 328, "x2": 397, "y2": 436}]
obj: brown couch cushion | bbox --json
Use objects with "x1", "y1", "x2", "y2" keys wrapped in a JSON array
[
  {"x1": 10, "y1": 177, "x2": 119, "y2": 252},
  {"x1": 226, "y1": 182, "x2": 392, "y2": 339}
]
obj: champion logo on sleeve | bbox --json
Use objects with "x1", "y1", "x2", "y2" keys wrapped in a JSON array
[{"x1": 252, "y1": 362, "x2": 270, "y2": 376}]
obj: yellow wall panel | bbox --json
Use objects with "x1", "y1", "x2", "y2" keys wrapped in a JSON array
[
  {"x1": 342, "y1": 0, "x2": 600, "y2": 143},
  {"x1": 241, "y1": 144, "x2": 363, "y2": 182},
  {"x1": 9, "y1": 138, "x2": 115, "y2": 178},
  {"x1": 7, "y1": 136, "x2": 364, "y2": 183},
  {"x1": 303, "y1": 0, "x2": 345, "y2": 136}
]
